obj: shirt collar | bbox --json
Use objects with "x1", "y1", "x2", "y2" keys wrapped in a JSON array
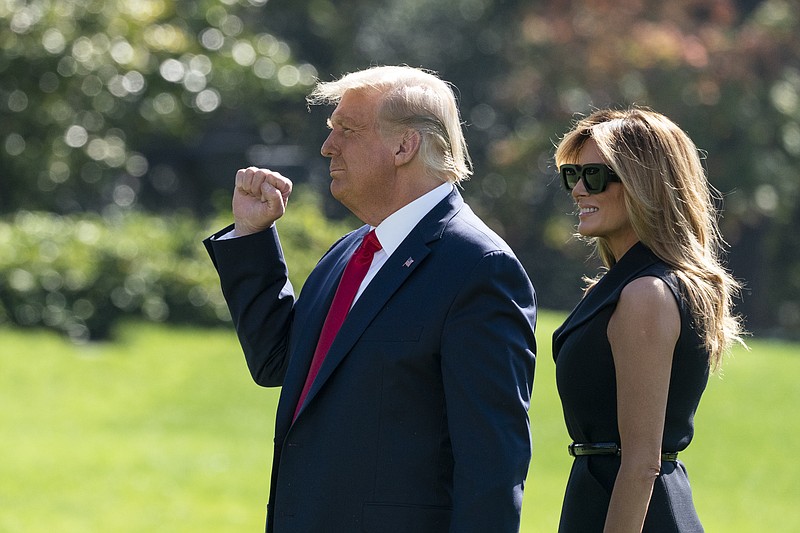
[{"x1": 373, "y1": 181, "x2": 453, "y2": 257}]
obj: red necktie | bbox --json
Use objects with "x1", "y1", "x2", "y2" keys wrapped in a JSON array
[{"x1": 293, "y1": 230, "x2": 382, "y2": 421}]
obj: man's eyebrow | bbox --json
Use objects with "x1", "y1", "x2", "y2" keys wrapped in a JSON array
[
  {"x1": 327, "y1": 115, "x2": 346, "y2": 127},
  {"x1": 327, "y1": 115, "x2": 358, "y2": 130}
]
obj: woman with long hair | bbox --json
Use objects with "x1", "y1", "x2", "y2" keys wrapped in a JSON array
[{"x1": 552, "y1": 107, "x2": 746, "y2": 532}]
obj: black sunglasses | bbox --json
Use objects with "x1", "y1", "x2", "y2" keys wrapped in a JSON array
[{"x1": 559, "y1": 164, "x2": 621, "y2": 194}]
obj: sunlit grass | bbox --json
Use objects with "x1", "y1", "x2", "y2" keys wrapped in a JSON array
[
  {"x1": 1, "y1": 312, "x2": 797, "y2": 532},
  {"x1": 1, "y1": 324, "x2": 277, "y2": 532}
]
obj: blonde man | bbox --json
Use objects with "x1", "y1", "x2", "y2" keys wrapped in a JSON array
[{"x1": 206, "y1": 66, "x2": 537, "y2": 532}]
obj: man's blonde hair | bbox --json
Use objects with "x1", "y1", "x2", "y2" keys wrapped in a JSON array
[{"x1": 308, "y1": 65, "x2": 472, "y2": 184}]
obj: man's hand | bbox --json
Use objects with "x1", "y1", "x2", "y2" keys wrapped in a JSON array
[{"x1": 232, "y1": 167, "x2": 293, "y2": 236}]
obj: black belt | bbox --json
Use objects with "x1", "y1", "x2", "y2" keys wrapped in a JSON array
[{"x1": 568, "y1": 442, "x2": 679, "y2": 462}]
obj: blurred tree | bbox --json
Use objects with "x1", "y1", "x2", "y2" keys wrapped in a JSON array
[
  {"x1": 495, "y1": 0, "x2": 800, "y2": 333},
  {"x1": 3, "y1": 0, "x2": 800, "y2": 336},
  {"x1": 0, "y1": 0, "x2": 318, "y2": 214},
  {"x1": 266, "y1": 0, "x2": 800, "y2": 334}
]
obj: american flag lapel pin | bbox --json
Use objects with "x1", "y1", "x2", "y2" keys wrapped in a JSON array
[{"x1": 403, "y1": 257, "x2": 414, "y2": 268}]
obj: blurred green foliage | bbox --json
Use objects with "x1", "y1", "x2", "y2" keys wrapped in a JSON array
[
  {"x1": 3, "y1": 0, "x2": 800, "y2": 335},
  {"x1": 0, "y1": 0, "x2": 317, "y2": 213},
  {"x1": 265, "y1": 0, "x2": 800, "y2": 334},
  {"x1": 0, "y1": 188, "x2": 353, "y2": 340}
]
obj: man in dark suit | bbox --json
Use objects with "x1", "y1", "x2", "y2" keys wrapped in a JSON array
[{"x1": 205, "y1": 65, "x2": 537, "y2": 532}]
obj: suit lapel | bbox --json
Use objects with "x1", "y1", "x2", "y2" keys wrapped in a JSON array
[
  {"x1": 291, "y1": 190, "x2": 462, "y2": 422},
  {"x1": 274, "y1": 229, "x2": 368, "y2": 432},
  {"x1": 552, "y1": 242, "x2": 659, "y2": 356}
]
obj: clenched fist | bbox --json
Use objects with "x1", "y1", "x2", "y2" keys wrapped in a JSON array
[{"x1": 232, "y1": 167, "x2": 293, "y2": 236}]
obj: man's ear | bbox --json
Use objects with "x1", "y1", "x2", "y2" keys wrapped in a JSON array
[{"x1": 394, "y1": 129, "x2": 421, "y2": 166}]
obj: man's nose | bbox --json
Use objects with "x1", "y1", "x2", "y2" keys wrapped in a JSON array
[{"x1": 321, "y1": 131, "x2": 337, "y2": 157}]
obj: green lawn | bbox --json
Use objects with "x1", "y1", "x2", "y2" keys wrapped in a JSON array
[{"x1": 1, "y1": 311, "x2": 797, "y2": 532}]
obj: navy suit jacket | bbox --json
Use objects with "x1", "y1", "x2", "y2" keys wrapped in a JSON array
[{"x1": 205, "y1": 190, "x2": 537, "y2": 532}]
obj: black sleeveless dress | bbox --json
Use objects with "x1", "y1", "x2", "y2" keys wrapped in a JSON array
[{"x1": 552, "y1": 242, "x2": 709, "y2": 532}]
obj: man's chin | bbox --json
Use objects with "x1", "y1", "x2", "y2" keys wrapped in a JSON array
[{"x1": 329, "y1": 181, "x2": 345, "y2": 201}]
